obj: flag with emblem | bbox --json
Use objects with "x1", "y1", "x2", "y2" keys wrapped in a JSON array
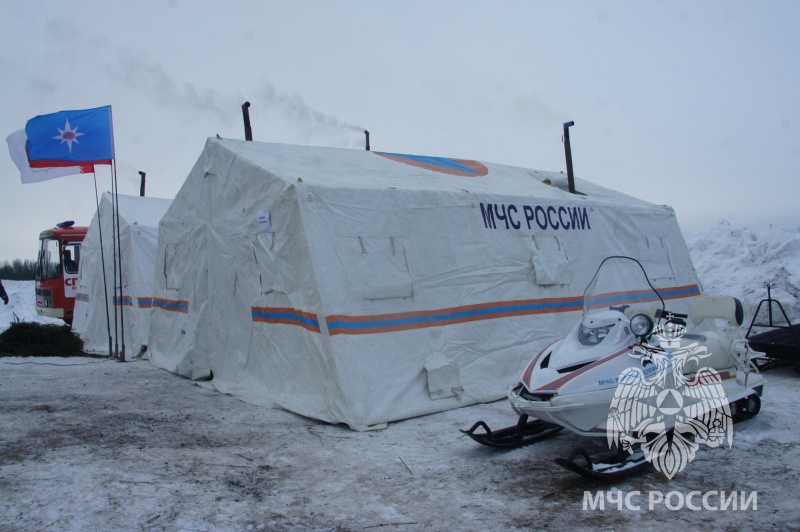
[{"x1": 24, "y1": 105, "x2": 114, "y2": 168}]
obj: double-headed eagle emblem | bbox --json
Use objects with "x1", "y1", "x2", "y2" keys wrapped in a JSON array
[{"x1": 607, "y1": 319, "x2": 733, "y2": 479}]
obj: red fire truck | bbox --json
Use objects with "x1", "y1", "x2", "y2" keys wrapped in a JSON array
[{"x1": 35, "y1": 221, "x2": 88, "y2": 325}]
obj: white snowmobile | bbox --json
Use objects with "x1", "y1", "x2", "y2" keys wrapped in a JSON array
[{"x1": 463, "y1": 256, "x2": 765, "y2": 479}]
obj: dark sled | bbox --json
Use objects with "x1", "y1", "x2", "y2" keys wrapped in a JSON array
[{"x1": 745, "y1": 285, "x2": 800, "y2": 372}]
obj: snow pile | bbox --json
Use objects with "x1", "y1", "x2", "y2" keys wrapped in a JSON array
[
  {"x1": 0, "y1": 280, "x2": 63, "y2": 332},
  {"x1": 684, "y1": 220, "x2": 800, "y2": 324}
]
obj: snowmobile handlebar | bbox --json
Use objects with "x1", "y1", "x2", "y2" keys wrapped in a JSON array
[{"x1": 655, "y1": 309, "x2": 688, "y2": 321}]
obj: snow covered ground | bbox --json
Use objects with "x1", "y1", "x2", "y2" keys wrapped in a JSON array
[
  {"x1": 684, "y1": 220, "x2": 800, "y2": 324},
  {"x1": 1, "y1": 221, "x2": 799, "y2": 530},
  {"x1": 0, "y1": 280, "x2": 64, "y2": 329}
]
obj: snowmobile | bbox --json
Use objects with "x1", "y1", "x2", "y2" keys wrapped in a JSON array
[{"x1": 462, "y1": 256, "x2": 765, "y2": 479}]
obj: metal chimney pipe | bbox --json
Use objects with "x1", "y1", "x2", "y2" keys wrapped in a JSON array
[
  {"x1": 242, "y1": 101, "x2": 253, "y2": 141},
  {"x1": 563, "y1": 121, "x2": 576, "y2": 194},
  {"x1": 364, "y1": 130, "x2": 370, "y2": 151},
  {"x1": 138, "y1": 171, "x2": 146, "y2": 197}
]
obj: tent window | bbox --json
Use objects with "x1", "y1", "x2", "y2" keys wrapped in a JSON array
[
  {"x1": 637, "y1": 237, "x2": 675, "y2": 281},
  {"x1": 347, "y1": 236, "x2": 413, "y2": 301},
  {"x1": 252, "y1": 232, "x2": 292, "y2": 294},
  {"x1": 530, "y1": 235, "x2": 571, "y2": 286},
  {"x1": 165, "y1": 243, "x2": 183, "y2": 290}
]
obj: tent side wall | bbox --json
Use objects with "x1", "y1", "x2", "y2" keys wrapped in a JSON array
[
  {"x1": 73, "y1": 194, "x2": 171, "y2": 356},
  {"x1": 149, "y1": 141, "x2": 339, "y2": 420},
  {"x1": 201, "y1": 155, "x2": 341, "y2": 419},
  {"x1": 73, "y1": 201, "x2": 111, "y2": 354},
  {"x1": 296, "y1": 183, "x2": 698, "y2": 428},
  {"x1": 149, "y1": 151, "x2": 214, "y2": 379},
  {"x1": 118, "y1": 221, "x2": 160, "y2": 357}
]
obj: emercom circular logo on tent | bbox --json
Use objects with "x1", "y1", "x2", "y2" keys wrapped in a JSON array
[
  {"x1": 606, "y1": 321, "x2": 734, "y2": 479},
  {"x1": 374, "y1": 152, "x2": 488, "y2": 177}
]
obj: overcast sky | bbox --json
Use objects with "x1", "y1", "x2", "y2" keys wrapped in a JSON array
[{"x1": 1, "y1": 1, "x2": 798, "y2": 263}]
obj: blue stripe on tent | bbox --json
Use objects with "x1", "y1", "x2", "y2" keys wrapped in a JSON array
[
  {"x1": 326, "y1": 296, "x2": 585, "y2": 336},
  {"x1": 326, "y1": 284, "x2": 701, "y2": 336},
  {"x1": 328, "y1": 301, "x2": 581, "y2": 332},
  {"x1": 251, "y1": 307, "x2": 321, "y2": 333},
  {"x1": 153, "y1": 298, "x2": 189, "y2": 313},
  {"x1": 662, "y1": 285, "x2": 703, "y2": 298},
  {"x1": 114, "y1": 296, "x2": 133, "y2": 306}
]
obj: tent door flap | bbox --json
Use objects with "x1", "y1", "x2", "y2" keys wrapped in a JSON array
[{"x1": 422, "y1": 351, "x2": 463, "y2": 400}]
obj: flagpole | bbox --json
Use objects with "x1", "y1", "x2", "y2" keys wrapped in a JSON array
[
  {"x1": 113, "y1": 160, "x2": 126, "y2": 363},
  {"x1": 107, "y1": 106, "x2": 126, "y2": 363},
  {"x1": 110, "y1": 160, "x2": 119, "y2": 360},
  {"x1": 93, "y1": 173, "x2": 113, "y2": 358}
]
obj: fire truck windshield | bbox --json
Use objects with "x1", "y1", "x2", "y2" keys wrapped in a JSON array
[{"x1": 37, "y1": 238, "x2": 62, "y2": 280}]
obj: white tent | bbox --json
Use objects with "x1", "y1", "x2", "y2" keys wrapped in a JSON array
[
  {"x1": 73, "y1": 193, "x2": 172, "y2": 357},
  {"x1": 148, "y1": 138, "x2": 701, "y2": 430}
]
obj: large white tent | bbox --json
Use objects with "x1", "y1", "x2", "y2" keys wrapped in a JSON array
[
  {"x1": 73, "y1": 193, "x2": 172, "y2": 357},
  {"x1": 148, "y1": 138, "x2": 701, "y2": 430}
]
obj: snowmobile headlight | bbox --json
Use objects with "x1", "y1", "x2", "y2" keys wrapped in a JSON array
[
  {"x1": 578, "y1": 323, "x2": 615, "y2": 346},
  {"x1": 630, "y1": 314, "x2": 654, "y2": 337}
]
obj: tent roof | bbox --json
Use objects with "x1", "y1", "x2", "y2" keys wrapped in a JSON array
[
  {"x1": 110, "y1": 193, "x2": 173, "y2": 228},
  {"x1": 214, "y1": 139, "x2": 653, "y2": 207}
]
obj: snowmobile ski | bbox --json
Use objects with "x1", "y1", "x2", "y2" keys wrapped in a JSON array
[
  {"x1": 461, "y1": 414, "x2": 563, "y2": 449},
  {"x1": 556, "y1": 391, "x2": 763, "y2": 481},
  {"x1": 555, "y1": 448, "x2": 652, "y2": 480}
]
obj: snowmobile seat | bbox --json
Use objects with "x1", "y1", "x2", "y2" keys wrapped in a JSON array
[
  {"x1": 682, "y1": 332, "x2": 737, "y2": 372},
  {"x1": 689, "y1": 296, "x2": 744, "y2": 327},
  {"x1": 680, "y1": 296, "x2": 745, "y2": 373}
]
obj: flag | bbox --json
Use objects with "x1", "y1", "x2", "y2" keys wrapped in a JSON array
[
  {"x1": 25, "y1": 105, "x2": 114, "y2": 167},
  {"x1": 6, "y1": 129, "x2": 94, "y2": 184}
]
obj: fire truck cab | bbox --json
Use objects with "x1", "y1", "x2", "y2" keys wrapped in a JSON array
[{"x1": 35, "y1": 221, "x2": 88, "y2": 325}]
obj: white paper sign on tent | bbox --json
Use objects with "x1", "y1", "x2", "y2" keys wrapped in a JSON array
[{"x1": 257, "y1": 209, "x2": 271, "y2": 231}]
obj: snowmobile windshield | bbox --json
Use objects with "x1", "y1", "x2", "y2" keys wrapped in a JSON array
[{"x1": 582, "y1": 256, "x2": 665, "y2": 320}]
